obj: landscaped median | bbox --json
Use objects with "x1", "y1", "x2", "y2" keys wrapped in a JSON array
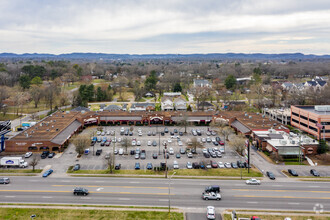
[
  {"x1": 68, "y1": 168, "x2": 263, "y2": 179},
  {"x1": 0, "y1": 169, "x2": 42, "y2": 176},
  {"x1": 282, "y1": 170, "x2": 330, "y2": 181},
  {"x1": 0, "y1": 206, "x2": 183, "y2": 220}
]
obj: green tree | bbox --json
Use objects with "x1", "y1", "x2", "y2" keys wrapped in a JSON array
[
  {"x1": 251, "y1": 73, "x2": 262, "y2": 85},
  {"x1": 224, "y1": 75, "x2": 236, "y2": 90},
  {"x1": 253, "y1": 67, "x2": 262, "y2": 75},
  {"x1": 318, "y1": 139, "x2": 329, "y2": 154},
  {"x1": 145, "y1": 70, "x2": 158, "y2": 91},
  {"x1": 173, "y1": 82, "x2": 182, "y2": 92},
  {"x1": 96, "y1": 87, "x2": 105, "y2": 101},
  {"x1": 30, "y1": 76, "x2": 43, "y2": 85},
  {"x1": 19, "y1": 75, "x2": 31, "y2": 90}
]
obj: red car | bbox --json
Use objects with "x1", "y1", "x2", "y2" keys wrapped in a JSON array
[
  {"x1": 211, "y1": 161, "x2": 218, "y2": 168},
  {"x1": 219, "y1": 141, "x2": 224, "y2": 145}
]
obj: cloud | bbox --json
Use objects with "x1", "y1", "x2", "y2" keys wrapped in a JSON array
[{"x1": 0, "y1": 0, "x2": 329, "y2": 54}]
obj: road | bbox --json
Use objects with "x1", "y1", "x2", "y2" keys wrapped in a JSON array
[{"x1": 1, "y1": 176, "x2": 329, "y2": 214}]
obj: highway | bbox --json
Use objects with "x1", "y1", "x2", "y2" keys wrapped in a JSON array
[{"x1": 0, "y1": 176, "x2": 329, "y2": 213}]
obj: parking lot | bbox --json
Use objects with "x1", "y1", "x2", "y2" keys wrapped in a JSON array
[{"x1": 78, "y1": 126, "x2": 242, "y2": 171}]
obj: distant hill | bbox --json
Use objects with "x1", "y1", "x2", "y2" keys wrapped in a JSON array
[{"x1": 1, "y1": 52, "x2": 330, "y2": 61}]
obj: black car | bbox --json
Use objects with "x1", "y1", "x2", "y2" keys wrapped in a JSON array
[
  {"x1": 115, "y1": 164, "x2": 121, "y2": 170},
  {"x1": 191, "y1": 148, "x2": 196, "y2": 154},
  {"x1": 129, "y1": 131, "x2": 133, "y2": 136},
  {"x1": 152, "y1": 131, "x2": 156, "y2": 136},
  {"x1": 179, "y1": 132, "x2": 183, "y2": 136},
  {"x1": 237, "y1": 161, "x2": 244, "y2": 168},
  {"x1": 73, "y1": 164, "x2": 80, "y2": 171},
  {"x1": 90, "y1": 141, "x2": 95, "y2": 146},
  {"x1": 266, "y1": 171, "x2": 275, "y2": 180},
  {"x1": 288, "y1": 169, "x2": 298, "y2": 176},
  {"x1": 48, "y1": 152, "x2": 55, "y2": 158},
  {"x1": 310, "y1": 169, "x2": 320, "y2": 177},
  {"x1": 192, "y1": 162, "x2": 200, "y2": 169},
  {"x1": 164, "y1": 153, "x2": 169, "y2": 159},
  {"x1": 100, "y1": 141, "x2": 105, "y2": 146},
  {"x1": 152, "y1": 153, "x2": 158, "y2": 159},
  {"x1": 164, "y1": 127, "x2": 169, "y2": 133},
  {"x1": 170, "y1": 132, "x2": 174, "y2": 135},
  {"x1": 161, "y1": 132, "x2": 165, "y2": 136},
  {"x1": 174, "y1": 129, "x2": 178, "y2": 133},
  {"x1": 243, "y1": 162, "x2": 251, "y2": 168},
  {"x1": 41, "y1": 151, "x2": 49, "y2": 159},
  {"x1": 213, "y1": 141, "x2": 219, "y2": 146},
  {"x1": 96, "y1": 149, "x2": 102, "y2": 156},
  {"x1": 130, "y1": 150, "x2": 135, "y2": 155},
  {"x1": 204, "y1": 152, "x2": 210, "y2": 158},
  {"x1": 73, "y1": 187, "x2": 89, "y2": 196}
]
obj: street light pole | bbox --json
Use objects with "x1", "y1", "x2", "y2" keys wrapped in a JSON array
[
  {"x1": 168, "y1": 171, "x2": 176, "y2": 217},
  {"x1": 164, "y1": 143, "x2": 168, "y2": 178},
  {"x1": 158, "y1": 125, "x2": 161, "y2": 155}
]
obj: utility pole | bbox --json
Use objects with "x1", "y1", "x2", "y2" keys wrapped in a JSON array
[
  {"x1": 164, "y1": 143, "x2": 168, "y2": 178},
  {"x1": 168, "y1": 171, "x2": 176, "y2": 218},
  {"x1": 158, "y1": 125, "x2": 161, "y2": 155}
]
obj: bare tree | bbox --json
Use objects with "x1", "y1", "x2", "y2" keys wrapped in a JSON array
[
  {"x1": 121, "y1": 137, "x2": 132, "y2": 155},
  {"x1": 229, "y1": 134, "x2": 246, "y2": 156},
  {"x1": 29, "y1": 155, "x2": 39, "y2": 171},
  {"x1": 105, "y1": 153, "x2": 114, "y2": 174},
  {"x1": 73, "y1": 134, "x2": 90, "y2": 155},
  {"x1": 188, "y1": 137, "x2": 203, "y2": 152},
  {"x1": 29, "y1": 85, "x2": 43, "y2": 108},
  {"x1": 178, "y1": 114, "x2": 189, "y2": 133},
  {"x1": 220, "y1": 127, "x2": 232, "y2": 141}
]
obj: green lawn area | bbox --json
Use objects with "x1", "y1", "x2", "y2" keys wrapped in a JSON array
[
  {"x1": 0, "y1": 208, "x2": 183, "y2": 220},
  {"x1": 0, "y1": 169, "x2": 42, "y2": 173},
  {"x1": 0, "y1": 114, "x2": 21, "y2": 121},
  {"x1": 284, "y1": 161, "x2": 306, "y2": 165},
  {"x1": 224, "y1": 213, "x2": 328, "y2": 220},
  {"x1": 92, "y1": 79, "x2": 106, "y2": 84},
  {"x1": 69, "y1": 168, "x2": 262, "y2": 177}
]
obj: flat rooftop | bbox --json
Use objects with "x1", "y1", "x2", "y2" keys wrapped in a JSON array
[
  {"x1": 295, "y1": 105, "x2": 330, "y2": 115},
  {"x1": 264, "y1": 108, "x2": 291, "y2": 117}
]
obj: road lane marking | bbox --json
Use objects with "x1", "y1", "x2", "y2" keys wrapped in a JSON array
[
  {"x1": 61, "y1": 180, "x2": 71, "y2": 182},
  {"x1": 159, "y1": 199, "x2": 169, "y2": 202},
  {"x1": 42, "y1": 196, "x2": 53, "y2": 199},
  {"x1": 5, "y1": 196, "x2": 15, "y2": 198},
  {"x1": 0, "y1": 189, "x2": 173, "y2": 196},
  {"x1": 235, "y1": 195, "x2": 330, "y2": 200},
  {"x1": 95, "y1": 181, "x2": 105, "y2": 183},
  {"x1": 271, "y1": 185, "x2": 283, "y2": 187},
  {"x1": 246, "y1": 202, "x2": 258, "y2": 204},
  {"x1": 118, "y1": 198, "x2": 131, "y2": 200},
  {"x1": 28, "y1": 180, "x2": 39, "y2": 182},
  {"x1": 52, "y1": 185, "x2": 169, "y2": 189},
  {"x1": 81, "y1": 197, "x2": 91, "y2": 199},
  {"x1": 234, "y1": 184, "x2": 245, "y2": 186},
  {"x1": 130, "y1": 182, "x2": 139, "y2": 183},
  {"x1": 288, "y1": 203, "x2": 300, "y2": 205},
  {"x1": 308, "y1": 186, "x2": 320, "y2": 188},
  {"x1": 233, "y1": 189, "x2": 330, "y2": 193}
]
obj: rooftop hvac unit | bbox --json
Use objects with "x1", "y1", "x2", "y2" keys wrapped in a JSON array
[
  {"x1": 245, "y1": 113, "x2": 248, "y2": 117},
  {"x1": 249, "y1": 116, "x2": 252, "y2": 119},
  {"x1": 262, "y1": 115, "x2": 265, "y2": 118},
  {"x1": 315, "y1": 105, "x2": 330, "y2": 112}
]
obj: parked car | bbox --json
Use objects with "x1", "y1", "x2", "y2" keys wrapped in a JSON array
[
  {"x1": 187, "y1": 152, "x2": 193, "y2": 158},
  {"x1": 118, "y1": 148, "x2": 124, "y2": 155},
  {"x1": 206, "y1": 206, "x2": 216, "y2": 219},
  {"x1": 135, "y1": 153, "x2": 140, "y2": 159},
  {"x1": 231, "y1": 162, "x2": 238, "y2": 169},
  {"x1": 25, "y1": 152, "x2": 33, "y2": 158},
  {"x1": 173, "y1": 161, "x2": 179, "y2": 169},
  {"x1": 140, "y1": 152, "x2": 146, "y2": 160},
  {"x1": 169, "y1": 148, "x2": 174, "y2": 155},
  {"x1": 164, "y1": 127, "x2": 169, "y2": 133},
  {"x1": 216, "y1": 151, "x2": 222, "y2": 158},
  {"x1": 211, "y1": 161, "x2": 218, "y2": 168},
  {"x1": 105, "y1": 153, "x2": 110, "y2": 159},
  {"x1": 200, "y1": 161, "x2": 205, "y2": 169},
  {"x1": 96, "y1": 149, "x2": 102, "y2": 156},
  {"x1": 202, "y1": 192, "x2": 221, "y2": 200},
  {"x1": 135, "y1": 162, "x2": 140, "y2": 170},
  {"x1": 73, "y1": 164, "x2": 80, "y2": 171},
  {"x1": 146, "y1": 163, "x2": 153, "y2": 170},
  {"x1": 218, "y1": 162, "x2": 225, "y2": 168},
  {"x1": 41, "y1": 151, "x2": 49, "y2": 159},
  {"x1": 192, "y1": 162, "x2": 200, "y2": 169},
  {"x1": 179, "y1": 132, "x2": 183, "y2": 136},
  {"x1": 152, "y1": 131, "x2": 156, "y2": 136},
  {"x1": 48, "y1": 152, "x2": 55, "y2": 158},
  {"x1": 224, "y1": 162, "x2": 231, "y2": 168},
  {"x1": 288, "y1": 169, "x2": 298, "y2": 176},
  {"x1": 266, "y1": 171, "x2": 276, "y2": 180},
  {"x1": 0, "y1": 177, "x2": 10, "y2": 184},
  {"x1": 186, "y1": 162, "x2": 193, "y2": 169},
  {"x1": 176, "y1": 153, "x2": 181, "y2": 159},
  {"x1": 73, "y1": 187, "x2": 89, "y2": 196},
  {"x1": 152, "y1": 153, "x2": 158, "y2": 159},
  {"x1": 206, "y1": 162, "x2": 212, "y2": 169},
  {"x1": 152, "y1": 140, "x2": 157, "y2": 146},
  {"x1": 246, "y1": 178, "x2": 261, "y2": 185},
  {"x1": 310, "y1": 169, "x2": 320, "y2": 177},
  {"x1": 130, "y1": 150, "x2": 135, "y2": 155},
  {"x1": 42, "y1": 169, "x2": 53, "y2": 177},
  {"x1": 180, "y1": 148, "x2": 185, "y2": 154},
  {"x1": 115, "y1": 164, "x2": 121, "y2": 170}
]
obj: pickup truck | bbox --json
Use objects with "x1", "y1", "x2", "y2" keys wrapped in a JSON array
[{"x1": 202, "y1": 192, "x2": 221, "y2": 200}]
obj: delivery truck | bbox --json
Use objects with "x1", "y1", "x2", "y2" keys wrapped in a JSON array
[{"x1": 0, "y1": 157, "x2": 28, "y2": 168}]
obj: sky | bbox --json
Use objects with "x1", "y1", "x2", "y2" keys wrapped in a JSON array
[{"x1": 1, "y1": 0, "x2": 330, "y2": 54}]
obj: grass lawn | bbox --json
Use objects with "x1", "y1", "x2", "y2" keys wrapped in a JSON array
[
  {"x1": 284, "y1": 161, "x2": 306, "y2": 165},
  {"x1": 0, "y1": 169, "x2": 42, "y2": 173},
  {"x1": 224, "y1": 213, "x2": 328, "y2": 220},
  {"x1": 0, "y1": 114, "x2": 21, "y2": 121},
  {"x1": 0, "y1": 207, "x2": 183, "y2": 220},
  {"x1": 69, "y1": 168, "x2": 262, "y2": 177}
]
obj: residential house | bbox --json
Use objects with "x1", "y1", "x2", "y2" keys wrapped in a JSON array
[
  {"x1": 130, "y1": 103, "x2": 155, "y2": 112},
  {"x1": 104, "y1": 105, "x2": 122, "y2": 111},
  {"x1": 193, "y1": 79, "x2": 212, "y2": 88},
  {"x1": 71, "y1": 106, "x2": 90, "y2": 112},
  {"x1": 161, "y1": 97, "x2": 174, "y2": 111},
  {"x1": 197, "y1": 101, "x2": 215, "y2": 111},
  {"x1": 281, "y1": 82, "x2": 294, "y2": 91},
  {"x1": 163, "y1": 92, "x2": 181, "y2": 97},
  {"x1": 174, "y1": 97, "x2": 187, "y2": 111},
  {"x1": 144, "y1": 91, "x2": 155, "y2": 97}
]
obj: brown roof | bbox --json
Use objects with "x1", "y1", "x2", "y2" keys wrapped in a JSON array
[{"x1": 10, "y1": 111, "x2": 81, "y2": 142}]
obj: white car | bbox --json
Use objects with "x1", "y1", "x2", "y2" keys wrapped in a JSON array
[
  {"x1": 132, "y1": 140, "x2": 136, "y2": 146},
  {"x1": 207, "y1": 206, "x2": 216, "y2": 220},
  {"x1": 202, "y1": 148, "x2": 208, "y2": 154},
  {"x1": 101, "y1": 131, "x2": 105, "y2": 136},
  {"x1": 218, "y1": 162, "x2": 225, "y2": 168},
  {"x1": 224, "y1": 162, "x2": 231, "y2": 168},
  {"x1": 106, "y1": 130, "x2": 110, "y2": 135},
  {"x1": 169, "y1": 148, "x2": 174, "y2": 155},
  {"x1": 25, "y1": 152, "x2": 33, "y2": 158},
  {"x1": 147, "y1": 141, "x2": 152, "y2": 146},
  {"x1": 206, "y1": 137, "x2": 211, "y2": 142},
  {"x1": 186, "y1": 162, "x2": 193, "y2": 169},
  {"x1": 173, "y1": 161, "x2": 179, "y2": 169},
  {"x1": 212, "y1": 138, "x2": 216, "y2": 143},
  {"x1": 136, "y1": 141, "x2": 141, "y2": 146},
  {"x1": 120, "y1": 127, "x2": 125, "y2": 133},
  {"x1": 138, "y1": 132, "x2": 142, "y2": 136},
  {"x1": 178, "y1": 141, "x2": 183, "y2": 146},
  {"x1": 118, "y1": 138, "x2": 122, "y2": 143},
  {"x1": 246, "y1": 178, "x2": 261, "y2": 185},
  {"x1": 118, "y1": 148, "x2": 124, "y2": 155},
  {"x1": 168, "y1": 138, "x2": 172, "y2": 143},
  {"x1": 187, "y1": 152, "x2": 193, "y2": 158},
  {"x1": 96, "y1": 131, "x2": 101, "y2": 135},
  {"x1": 202, "y1": 138, "x2": 206, "y2": 143}
]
